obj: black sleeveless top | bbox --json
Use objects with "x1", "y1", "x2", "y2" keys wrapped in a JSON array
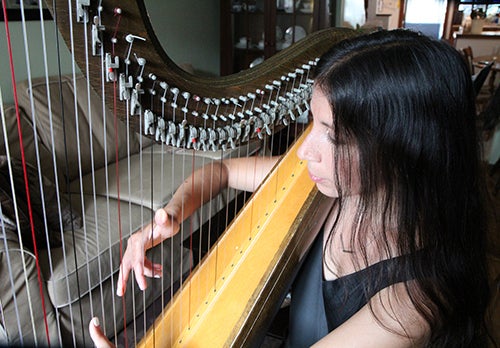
[{"x1": 287, "y1": 234, "x2": 415, "y2": 347}]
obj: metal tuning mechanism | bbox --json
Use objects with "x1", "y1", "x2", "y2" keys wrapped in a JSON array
[
  {"x1": 225, "y1": 125, "x2": 237, "y2": 150},
  {"x1": 187, "y1": 125, "x2": 199, "y2": 150},
  {"x1": 181, "y1": 91, "x2": 191, "y2": 116},
  {"x1": 105, "y1": 53, "x2": 119, "y2": 82},
  {"x1": 144, "y1": 109, "x2": 155, "y2": 136},
  {"x1": 202, "y1": 98, "x2": 212, "y2": 120},
  {"x1": 159, "y1": 82, "x2": 169, "y2": 104},
  {"x1": 119, "y1": 73, "x2": 133, "y2": 100},
  {"x1": 166, "y1": 121, "x2": 177, "y2": 147},
  {"x1": 124, "y1": 34, "x2": 146, "y2": 66},
  {"x1": 208, "y1": 128, "x2": 218, "y2": 151},
  {"x1": 148, "y1": 73, "x2": 158, "y2": 96},
  {"x1": 156, "y1": 117, "x2": 166, "y2": 143},
  {"x1": 170, "y1": 88, "x2": 180, "y2": 109},
  {"x1": 176, "y1": 120, "x2": 187, "y2": 148},
  {"x1": 76, "y1": 0, "x2": 90, "y2": 23},
  {"x1": 217, "y1": 127, "x2": 228, "y2": 151},
  {"x1": 135, "y1": 55, "x2": 146, "y2": 82},
  {"x1": 91, "y1": 16, "x2": 105, "y2": 56},
  {"x1": 130, "y1": 83, "x2": 144, "y2": 116}
]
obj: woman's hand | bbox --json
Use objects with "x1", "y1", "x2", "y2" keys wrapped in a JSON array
[
  {"x1": 89, "y1": 317, "x2": 114, "y2": 348},
  {"x1": 116, "y1": 208, "x2": 179, "y2": 297}
]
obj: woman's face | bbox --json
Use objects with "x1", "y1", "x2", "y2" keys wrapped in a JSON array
[{"x1": 297, "y1": 87, "x2": 360, "y2": 198}]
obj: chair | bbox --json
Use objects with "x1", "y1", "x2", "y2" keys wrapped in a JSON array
[
  {"x1": 461, "y1": 46, "x2": 475, "y2": 75},
  {"x1": 480, "y1": 84, "x2": 500, "y2": 195},
  {"x1": 473, "y1": 62, "x2": 494, "y2": 96}
]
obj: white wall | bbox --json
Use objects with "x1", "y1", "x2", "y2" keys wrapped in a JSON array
[
  {"x1": 144, "y1": 0, "x2": 220, "y2": 77},
  {"x1": 0, "y1": 2, "x2": 220, "y2": 105},
  {"x1": 0, "y1": 20, "x2": 76, "y2": 105}
]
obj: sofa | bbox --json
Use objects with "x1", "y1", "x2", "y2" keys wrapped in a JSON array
[{"x1": 0, "y1": 74, "x2": 259, "y2": 346}]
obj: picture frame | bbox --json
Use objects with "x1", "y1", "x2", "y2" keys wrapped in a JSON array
[{"x1": 0, "y1": 0, "x2": 51, "y2": 21}]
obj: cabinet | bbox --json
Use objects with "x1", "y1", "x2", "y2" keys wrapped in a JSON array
[{"x1": 220, "y1": 0, "x2": 333, "y2": 75}]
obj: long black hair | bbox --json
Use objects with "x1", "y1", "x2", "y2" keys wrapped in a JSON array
[{"x1": 315, "y1": 29, "x2": 490, "y2": 346}]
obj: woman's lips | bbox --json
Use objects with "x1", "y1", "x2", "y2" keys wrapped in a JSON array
[{"x1": 308, "y1": 170, "x2": 323, "y2": 183}]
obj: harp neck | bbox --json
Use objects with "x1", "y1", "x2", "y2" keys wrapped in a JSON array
[{"x1": 47, "y1": 0, "x2": 357, "y2": 149}]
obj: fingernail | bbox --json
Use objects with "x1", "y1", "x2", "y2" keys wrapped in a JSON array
[{"x1": 92, "y1": 317, "x2": 100, "y2": 327}]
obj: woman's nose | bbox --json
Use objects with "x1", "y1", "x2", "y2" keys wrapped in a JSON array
[{"x1": 297, "y1": 132, "x2": 317, "y2": 162}]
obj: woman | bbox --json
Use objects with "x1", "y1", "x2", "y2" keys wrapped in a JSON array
[{"x1": 90, "y1": 29, "x2": 491, "y2": 347}]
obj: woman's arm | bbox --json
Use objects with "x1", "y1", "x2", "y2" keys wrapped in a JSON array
[
  {"x1": 116, "y1": 155, "x2": 279, "y2": 296},
  {"x1": 313, "y1": 282, "x2": 430, "y2": 348},
  {"x1": 165, "y1": 155, "x2": 279, "y2": 228}
]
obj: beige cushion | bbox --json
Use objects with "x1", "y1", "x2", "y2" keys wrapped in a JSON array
[
  {"x1": 70, "y1": 144, "x2": 255, "y2": 210},
  {"x1": 16, "y1": 75, "x2": 144, "y2": 183},
  {"x1": 68, "y1": 146, "x2": 243, "y2": 243},
  {"x1": 39, "y1": 194, "x2": 189, "y2": 307},
  {"x1": 0, "y1": 239, "x2": 60, "y2": 347},
  {"x1": 0, "y1": 104, "x2": 56, "y2": 181}
]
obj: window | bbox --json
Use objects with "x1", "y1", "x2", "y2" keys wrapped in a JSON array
[{"x1": 458, "y1": 0, "x2": 500, "y2": 20}]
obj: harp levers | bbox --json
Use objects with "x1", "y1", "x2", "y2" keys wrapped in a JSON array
[
  {"x1": 1, "y1": 0, "x2": 355, "y2": 346},
  {"x1": 48, "y1": 0, "x2": 356, "y2": 148}
]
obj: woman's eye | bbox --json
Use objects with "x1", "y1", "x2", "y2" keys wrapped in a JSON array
[
  {"x1": 326, "y1": 128, "x2": 346, "y2": 145},
  {"x1": 326, "y1": 129, "x2": 337, "y2": 144}
]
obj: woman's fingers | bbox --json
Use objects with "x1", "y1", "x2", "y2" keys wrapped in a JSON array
[
  {"x1": 116, "y1": 208, "x2": 174, "y2": 297},
  {"x1": 89, "y1": 317, "x2": 115, "y2": 348},
  {"x1": 143, "y1": 258, "x2": 163, "y2": 278},
  {"x1": 116, "y1": 232, "x2": 146, "y2": 296}
]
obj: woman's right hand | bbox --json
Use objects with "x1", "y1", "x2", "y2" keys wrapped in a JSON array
[{"x1": 116, "y1": 208, "x2": 179, "y2": 297}]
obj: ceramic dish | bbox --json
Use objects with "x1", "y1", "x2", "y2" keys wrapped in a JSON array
[{"x1": 284, "y1": 25, "x2": 307, "y2": 43}]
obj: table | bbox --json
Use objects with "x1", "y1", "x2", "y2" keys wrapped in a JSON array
[{"x1": 473, "y1": 55, "x2": 500, "y2": 93}]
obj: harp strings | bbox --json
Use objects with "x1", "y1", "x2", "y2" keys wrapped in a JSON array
[
  {"x1": 1, "y1": 0, "x2": 319, "y2": 346},
  {"x1": 1, "y1": 1, "x2": 52, "y2": 344}
]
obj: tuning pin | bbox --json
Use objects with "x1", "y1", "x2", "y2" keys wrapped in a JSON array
[
  {"x1": 125, "y1": 34, "x2": 146, "y2": 43},
  {"x1": 135, "y1": 56, "x2": 146, "y2": 82},
  {"x1": 125, "y1": 34, "x2": 146, "y2": 65},
  {"x1": 136, "y1": 57, "x2": 146, "y2": 66},
  {"x1": 230, "y1": 97, "x2": 240, "y2": 107},
  {"x1": 159, "y1": 82, "x2": 169, "y2": 103},
  {"x1": 181, "y1": 91, "x2": 191, "y2": 114},
  {"x1": 171, "y1": 88, "x2": 180, "y2": 108}
]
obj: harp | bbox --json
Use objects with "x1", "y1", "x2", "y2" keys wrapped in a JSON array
[{"x1": 0, "y1": 0, "x2": 354, "y2": 346}]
